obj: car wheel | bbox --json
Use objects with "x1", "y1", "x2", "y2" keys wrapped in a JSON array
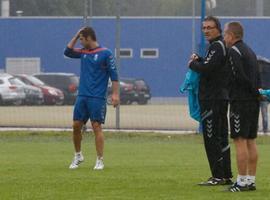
[
  {"x1": 36, "y1": 99, "x2": 44, "y2": 105},
  {"x1": 138, "y1": 99, "x2": 148, "y2": 105},
  {"x1": 126, "y1": 100, "x2": 132, "y2": 105},
  {"x1": 0, "y1": 96, "x2": 3, "y2": 105},
  {"x1": 13, "y1": 99, "x2": 23, "y2": 106},
  {"x1": 55, "y1": 100, "x2": 64, "y2": 106},
  {"x1": 121, "y1": 100, "x2": 132, "y2": 105}
]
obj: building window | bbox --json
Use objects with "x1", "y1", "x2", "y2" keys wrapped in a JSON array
[
  {"x1": 140, "y1": 48, "x2": 159, "y2": 59},
  {"x1": 115, "y1": 48, "x2": 133, "y2": 58}
]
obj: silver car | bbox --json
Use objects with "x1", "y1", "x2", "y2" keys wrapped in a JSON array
[
  {"x1": 0, "y1": 73, "x2": 26, "y2": 105},
  {"x1": 12, "y1": 78, "x2": 44, "y2": 105}
]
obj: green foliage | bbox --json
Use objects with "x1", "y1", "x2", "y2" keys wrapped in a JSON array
[
  {"x1": 7, "y1": 0, "x2": 270, "y2": 16},
  {"x1": 0, "y1": 132, "x2": 270, "y2": 200},
  {"x1": 10, "y1": 0, "x2": 84, "y2": 16},
  {"x1": 9, "y1": 0, "x2": 193, "y2": 16}
]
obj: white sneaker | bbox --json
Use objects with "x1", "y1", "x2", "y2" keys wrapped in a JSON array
[
  {"x1": 69, "y1": 154, "x2": 84, "y2": 169},
  {"x1": 93, "y1": 158, "x2": 104, "y2": 170}
]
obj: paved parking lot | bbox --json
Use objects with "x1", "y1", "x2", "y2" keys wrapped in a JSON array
[{"x1": 0, "y1": 104, "x2": 198, "y2": 130}]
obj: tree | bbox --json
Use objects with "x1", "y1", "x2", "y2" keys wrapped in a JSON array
[
  {"x1": 7, "y1": 0, "x2": 270, "y2": 17},
  {"x1": 9, "y1": 0, "x2": 83, "y2": 16}
]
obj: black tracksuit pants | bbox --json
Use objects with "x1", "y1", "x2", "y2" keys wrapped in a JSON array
[{"x1": 200, "y1": 100, "x2": 232, "y2": 179}]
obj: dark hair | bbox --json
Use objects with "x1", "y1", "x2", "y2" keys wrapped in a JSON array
[
  {"x1": 204, "y1": 16, "x2": 222, "y2": 33},
  {"x1": 79, "y1": 27, "x2": 97, "y2": 41},
  {"x1": 226, "y1": 21, "x2": 244, "y2": 40}
]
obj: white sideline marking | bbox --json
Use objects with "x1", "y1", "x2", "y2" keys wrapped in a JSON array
[
  {"x1": 0, "y1": 127, "x2": 268, "y2": 136},
  {"x1": 0, "y1": 127, "x2": 196, "y2": 135}
]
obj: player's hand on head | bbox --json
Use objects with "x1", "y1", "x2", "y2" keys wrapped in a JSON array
[{"x1": 75, "y1": 27, "x2": 85, "y2": 39}]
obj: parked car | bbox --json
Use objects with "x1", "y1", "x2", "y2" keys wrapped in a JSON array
[
  {"x1": 258, "y1": 56, "x2": 270, "y2": 89},
  {"x1": 0, "y1": 73, "x2": 26, "y2": 105},
  {"x1": 15, "y1": 74, "x2": 64, "y2": 105},
  {"x1": 129, "y1": 78, "x2": 151, "y2": 105},
  {"x1": 120, "y1": 78, "x2": 151, "y2": 105},
  {"x1": 107, "y1": 78, "x2": 151, "y2": 105},
  {"x1": 33, "y1": 73, "x2": 79, "y2": 105},
  {"x1": 13, "y1": 79, "x2": 44, "y2": 105},
  {"x1": 107, "y1": 80, "x2": 137, "y2": 105}
]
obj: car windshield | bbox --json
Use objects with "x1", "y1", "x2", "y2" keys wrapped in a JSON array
[
  {"x1": 27, "y1": 76, "x2": 45, "y2": 86},
  {"x1": 135, "y1": 80, "x2": 146, "y2": 86},
  {"x1": 9, "y1": 77, "x2": 26, "y2": 86},
  {"x1": 121, "y1": 79, "x2": 134, "y2": 84}
]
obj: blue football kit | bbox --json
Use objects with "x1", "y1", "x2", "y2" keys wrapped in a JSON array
[{"x1": 64, "y1": 46, "x2": 118, "y2": 123}]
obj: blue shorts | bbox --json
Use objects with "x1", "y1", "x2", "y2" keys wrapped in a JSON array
[{"x1": 73, "y1": 96, "x2": 107, "y2": 124}]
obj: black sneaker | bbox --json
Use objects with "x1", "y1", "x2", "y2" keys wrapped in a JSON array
[
  {"x1": 198, "y1": 177, "x2": 225, "y2": 186},
  {"x1": 248, "y1": 183, "x2": 256, "y2": 191},
  {"x1": 228, "y1": 182, "x2": 249, "y2": 192},
  {"x1": 223, "y1": 178, "x2": 234, "y2": 185}
]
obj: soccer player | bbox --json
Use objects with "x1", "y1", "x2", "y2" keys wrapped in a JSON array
[
  {"x1": 64, "y1": 27, "x2": 119, "y2": 170},
  {"x1": 224, "y1": 21, "x2": 260, "y2": 192},
  {"x1": 188, "y1": 16, "x2": 233, "y2": 185}
]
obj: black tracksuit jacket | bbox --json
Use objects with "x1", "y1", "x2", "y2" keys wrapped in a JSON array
[
  {"x1": 189, "y1": 36, "x2": 229, "y2": 101},
  {"x1": 227, "y1": 40, "x2": 261, "y2": 101}
]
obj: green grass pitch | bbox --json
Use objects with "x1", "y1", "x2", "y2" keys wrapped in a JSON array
[{"x1": 0, "y1": 131, "x2": 270, "y2": 200}]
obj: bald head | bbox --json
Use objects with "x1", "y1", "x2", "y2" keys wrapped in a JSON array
[
  {"x1": 224, "y1": 21, "x2": 244, "y2": 47},
  {"x1": 225, "y1": 21, "x2": 244, "y2": 40}
]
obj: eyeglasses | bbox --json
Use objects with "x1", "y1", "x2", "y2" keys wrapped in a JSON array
[{"x1": 202, "y1": 26, "x2": 217, "y2": 31}]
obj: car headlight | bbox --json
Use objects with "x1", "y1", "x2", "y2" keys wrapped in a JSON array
[{"x1": 48, "y1": 89, "x2": 58, "y2": 96}]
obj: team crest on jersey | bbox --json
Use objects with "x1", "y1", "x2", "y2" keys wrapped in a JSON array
[{"x1": 94, "y1": 54, "x2": 98, "y2": 61}]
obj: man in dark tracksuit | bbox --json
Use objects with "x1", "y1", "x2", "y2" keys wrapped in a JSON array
[
  {"x1": 224, "y1": 21, "x2": 260, "y2": 192},
  {"x1": 188, "y1": 16, "x2": 232, "y2": 185}
]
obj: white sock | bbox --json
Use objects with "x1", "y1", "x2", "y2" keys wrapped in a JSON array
[
  {"x1": 247, "y1": 175, "x2": 256, "y2": 185},
  {"x1": 75, "y1": 151, "x2": 82, "y2": 157},
  {"x1": 97, "y1": 156, "x2": 103, "y2": 161},
  {"x1": 237, "y1": 175, "x2": 247, "y2": 186}
]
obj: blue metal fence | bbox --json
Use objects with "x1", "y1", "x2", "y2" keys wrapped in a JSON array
[{"x1": 1, "y1": 17, "x2": 270, "y2": 97}]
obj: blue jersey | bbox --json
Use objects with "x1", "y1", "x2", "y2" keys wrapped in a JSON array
[
  {"x1": 259, "y1": 89, "x2": 270, "y2": 101},
  {"x1": 179, "y1": 69, "x2": 201, "y2": 122},
  {"x1": 64, "y1": 46, "x2": 119, "y2": 99}
]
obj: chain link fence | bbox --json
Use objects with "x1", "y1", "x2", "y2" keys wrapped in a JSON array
[{"x1": 0, "y1": 0, "x2": 269, "y2": 131}]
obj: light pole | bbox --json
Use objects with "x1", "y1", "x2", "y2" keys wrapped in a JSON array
[
  {"x1": 115, "y1": 0, "x2": 121, "y2": 129},
  {"x1": 199, "y1": 0, "x2": 206, "y2": 56},
  {"x1": 256, "y1": 0, "x2": 264, "y2": 16},
  {"x1": 89, "y1": 0, "x2": 93, "y2": 26},
  {"x1": 191, "y1": 0, "x2": 196, "y2": 52},
  {"x1": 200, "y1": 0, "x2": 217, "y2": 56},
  {"x1": 83, "y1": 0, "x2": 92, "y2": 26}
]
